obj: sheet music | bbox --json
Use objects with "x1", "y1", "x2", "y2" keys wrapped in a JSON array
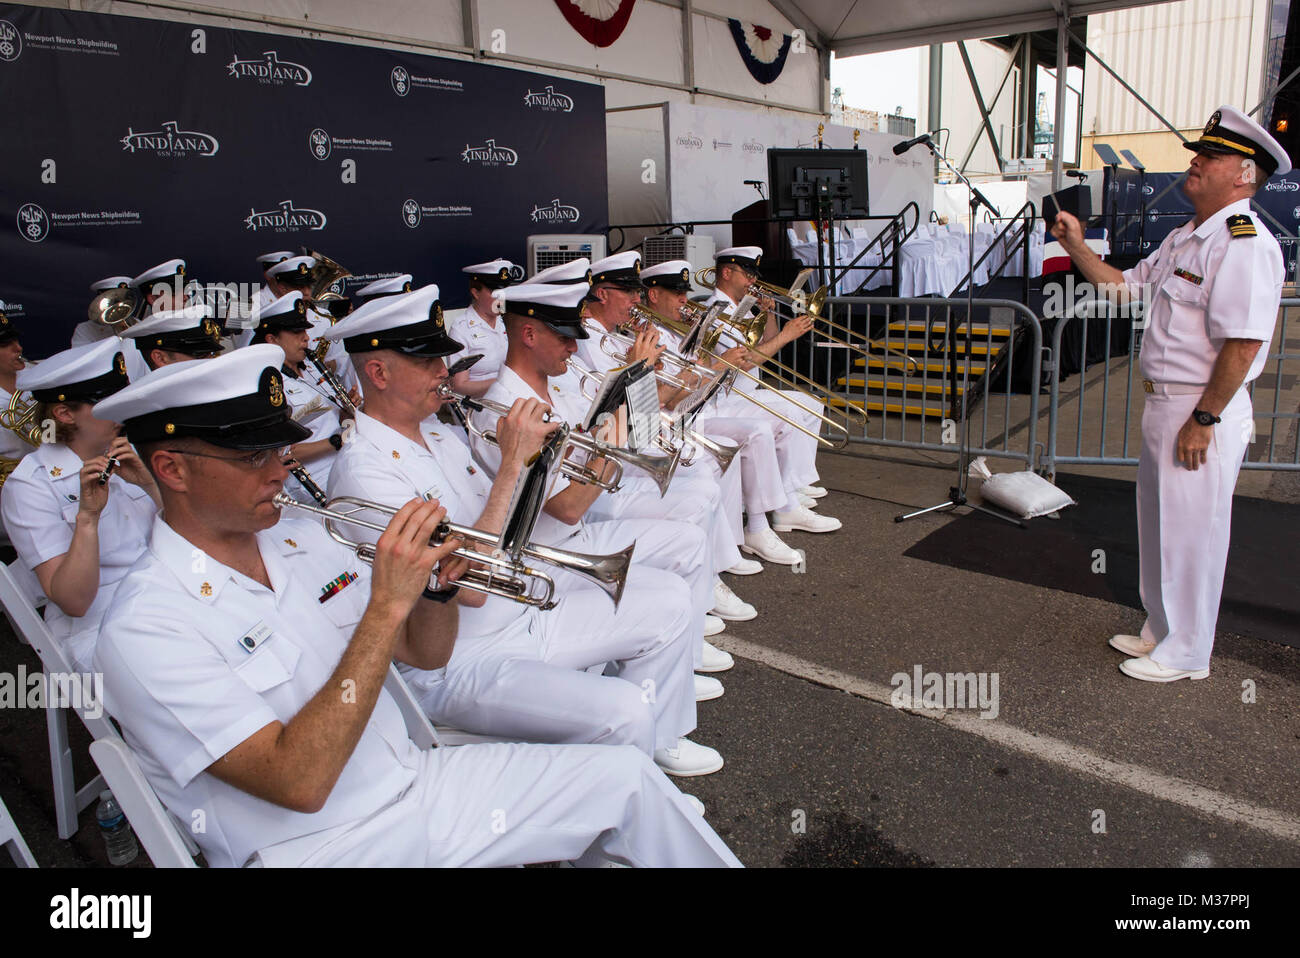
[{"x1": 623, "y1": 365, "x2": 661, "y2": 451}]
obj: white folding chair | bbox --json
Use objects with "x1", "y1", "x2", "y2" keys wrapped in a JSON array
[
  {"x1": 0, "y1": 794, "x2": 37, "y2": 867},
  {"x1": 87, "y1": 739, "x2": 198, "y2": 868}
]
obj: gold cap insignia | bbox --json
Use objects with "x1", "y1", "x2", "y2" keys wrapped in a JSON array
[
  {"x1": 203, "y1": 319, "x2": 219, "y2": 339},
  {"x1": 164, "y1": 423, "x2": 176, "y2": 434},
  {"x1": 402, "y1": 281, "x2": 412, "y2": 292},
  {"x1": 298, "y1": 263, "x2": 309, "y2": 274},
  {"x1": 1205, "y1": 110, "x2": 1221, "y2": 135},
  {"x1": 499, "y1": 268, "x2": 509, "y2": 280},
  {"x1": 268, "y1": 371, "x2": 285, "y2": 407},
  {"x1": 295, "y1": 300, "x2": 306, "y2": 314},
  {"x1": 680, "y1": 268, "x2": 689, "y2": 281},
  {"x1": 114, "y1": 353, "x2": 127, "y2": 375},
  {"x1": 176, "y1": 265, "x2": 185, "y2": 276}
]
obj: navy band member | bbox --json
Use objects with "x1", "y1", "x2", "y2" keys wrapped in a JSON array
[
  {"x1": 120, "y1": 304, "x2": 224, "y2": 370},
  {"x1": 0, "y1": 339, "x2": 158, "y2": 673},
  {"x1": 90, "y1": 344, "x2": 740, "y2": 867},
  {"x1": 73, "y1": 274, "x2": 153, "y2": 382},
  {"x1": 321, "y1": 286, "x2": 719, "y2": 775},
  {"x1": 263, "y1": 254, "x2": 360, "y2": 396},
  {"x1": 1051, "y1": 104, "x2": 1289, "y2": 682},
  {"x1": 445, "y1": 258, "x2": 519, "y2": 399}
]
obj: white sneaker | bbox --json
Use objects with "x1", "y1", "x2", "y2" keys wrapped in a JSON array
[
  {"x1": 799, "y1": 485, "x2": 828, "y2": 499},
  {"x1": 694, "y1": 674, "x2": 724, "y2": 701},
  {"x1": 797, "y1": 493, "x2": 818, "y2": 509},
  {"x1": 699, "y1": 640, "x2": 734, "y2": 673},
  {"x1": 704, "y1": 613, "x2": 725, "y2": 637},
  {"x1": 683, "y1": 794, "x2": 706, "y2": 816},
  {"x1": 712, "y1": 580, "x2": 757, "y2": 621},
  {"x1": 654, "y1": 737, "x2": 724, "y2": 777},
  {"x1": 726, "y1": 557, "x2": 764, "y2": 576},
  {"x1": 741, "y1": 528, "x2": 803, "y2": 565},
  {"x1": 772, "y1": 506, "x2": 842, "y2": 533}
]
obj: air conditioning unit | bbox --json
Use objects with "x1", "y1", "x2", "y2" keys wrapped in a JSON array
[
  {"x1": 642, "y1": 234, "x2": 716, "y2": 297},
  {"x1": 527, "y1": 234, "x2": 607, "y2": 277}
]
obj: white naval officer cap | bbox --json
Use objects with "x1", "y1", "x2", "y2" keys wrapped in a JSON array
[
  {"x1": 495, "y1": 282, "x2": 590, "y2": 339},
  {"x1": 1185, "y1": 105, "x2": 1291, "y2": 177},
  {"x1": 589, "y1": 251, "x2": 642, "y2": 287},
  {"x1": 266, "y1": 255, "x2": 317, "y2": 287},
  {"x1": 255, "y1": 250, "x2": 296, "y2": 268},
  {"x1": 18, "y1": 338, "x2": 131, "y2": 403},
  {"x1": 715, "y1": 246, "x2": 763, "y2": 272},
  {"x1": 94, "y1": 343, "x2": 309, "y2": 450},
  {"x1": 354, "y1": 274, "x2": 414, "y2": 302},
  {"x1": 531, "y1": 257, "x2": 591, "y2": 285},
  {"x1": 323, "y1": 285, "x2": 463, "y2": 358},
  {"x1": 132, "y1": 258, "x2": 186, "y2": 289},
  {"x1": 119, "y1": 304, "x2": 224, "y2": 358},
  {"x1": 252, "y1": 291, "x2": 314, "y2": 336},
  {"x1": 462, "y1": 258, "x2": 521, "y2": 289},
  {"x1": 640, "y1": 259, "x2": 694, "y2": 291},
  {"x1": 90, "y1": 275, "x2": 133, "y2": 293}
]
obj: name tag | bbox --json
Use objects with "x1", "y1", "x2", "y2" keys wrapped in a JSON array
[{"x1": 238, "y1": 622, "x2": 273, "y2": 654}]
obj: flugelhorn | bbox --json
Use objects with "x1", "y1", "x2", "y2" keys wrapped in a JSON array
[{"x1": 439, "y1": 384, "x2": 679, "y2": 496}]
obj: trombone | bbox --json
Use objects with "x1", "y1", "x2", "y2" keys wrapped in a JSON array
[
  {"x1": 638, "y1": 301, "x2": 851, "y2": 449},
  {"x1": 437, "y1": 384, "x2": 678, "y2": 496}
]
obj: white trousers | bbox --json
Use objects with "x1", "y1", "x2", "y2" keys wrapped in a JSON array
[
  {"x1": 695, "y1": 416, "x2": 787, "y2": 517},
  {"x1": 253, "y1": 743, "x2": 742, "y2": 867},
  {"x1": 1137, "y1": 388, "x2": 1253, "y2": 671},
  {"x1": 408, "y1": 571, "x2": 697, "y2": 753},
  {"x1": 713, "y1": 387, "x2": 822, "y2": 494}
]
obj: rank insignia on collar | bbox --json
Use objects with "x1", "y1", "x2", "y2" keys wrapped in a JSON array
[
  {"x1": 392, "y1": 450, "x2": 401, "y2": 459},
  {"x1": 1226, "y1": 214, "x2": 1256, "y2": 238},
  {"x1": 50, "y1": 467, "x2": 62, "y2": 477},
  {"x1": 284, "y1": 538, "x2": 297, "y2": 548},
  {"x1": 200, "y1": 582, "x2": 213, "y2": 597}
]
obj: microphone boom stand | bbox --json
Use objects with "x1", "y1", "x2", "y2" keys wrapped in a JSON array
[{"x1": 894, "y1": 140, "x2": 1024, "y2": 527}]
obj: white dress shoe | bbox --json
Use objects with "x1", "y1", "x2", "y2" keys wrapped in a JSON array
[
  {"x1": 1119, "y1": 655, "x2": 1210, "y2": 683},
  {"x1": 797, "y1": 493, "x2": 818, "y2": 509},
  {"x1": 712, "y1": 580, "x2": 757, "y2": 621},
  {"x1": 772, "y1": 506, "x2": 842, "y2": 533},
  {"x1": 683, "y1": 794, "x2": 706, "y2": 816},
  {"x1": 704, "y1": 614, "x2": 725, "y2": 637},
  {"x1": 726, "y1": 557, "x2": 764, "y2": 576},
  {"x1": 654, "y1": 737, "x2": 724, "y2": 777},
  {"x1": 694, "y1": 674, "x2": 724, "y2": 701},
  {"x1": 698, "y1": 640, "x2": 734, "y2": 673},
  {"x1": 799, "y1": 485, "x2": 828, "y2": 499},
  {"x1": 741, "y1": 528, "x2": 803, "y2": 564},
  {"x1": 1109, "y1": 633, "x2": 1156, "y2": 656}
]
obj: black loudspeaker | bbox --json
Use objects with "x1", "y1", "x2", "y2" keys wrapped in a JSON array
[{"x1": 1042, "y1": 184, "x2": 1092, "y2": 225}]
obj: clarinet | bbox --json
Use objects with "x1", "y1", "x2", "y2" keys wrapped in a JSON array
[
  {"x1": 285, "y1": 457, "x2": 329, "y2": 507},
  {"x1": 304, "y1": 340, "x2": 358, "y2": 416}
]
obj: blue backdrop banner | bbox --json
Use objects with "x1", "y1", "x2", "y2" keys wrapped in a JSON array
[{"x1": 0, "y1": 3, "x2": 608, "y2": 356}]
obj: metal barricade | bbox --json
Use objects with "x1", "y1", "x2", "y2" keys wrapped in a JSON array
[{"x1": 797, "y1": 295, "x2": 1044, "y2": 470}]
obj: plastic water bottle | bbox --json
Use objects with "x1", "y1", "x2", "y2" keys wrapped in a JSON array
[{"x1": 95, "y1": 790, "x2": 138, "y2": 866}]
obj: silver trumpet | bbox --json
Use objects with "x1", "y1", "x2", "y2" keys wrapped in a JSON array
[
  {"x1": 437, "y1": 383, "x2": 678, "y2": 496},
  {"x1": 272, "y1": 492, "x2": 633, "y2": 609}
]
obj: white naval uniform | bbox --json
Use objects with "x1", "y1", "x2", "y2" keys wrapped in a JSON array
[
  {"x1": 68, "y1": 324, "x2": 152, "y2": 382},
  {"x1": 474, "y1": 366, "x2": 714, "y2": 659},
  {"x1": 326, "y1": 412, "x2": 698, "y2": 752},
  {"x1": 1, "y1": 443, "x2": 156, "y2": 672},
  {"x1": 574, "y1": 318, "x2": 743, "y2": 569},
  {"x1": 1123, "y1": 198, "x2": 1281, "y2": 672},
  {"x1": 705, "y1": 288, "x2": 823, "y2": 494},
  {"x1": 447, "y1": 303, "x2": 509, "y2": 383},
  {"x1": 306, "y1": 313, "x2": 361, "y2": 396},
  {"x1": 94, "y1": 515, "x2": 740, "y2": 868},
  {"x1": 281, "y1": 366, "x2": 342, "y2": 500}
]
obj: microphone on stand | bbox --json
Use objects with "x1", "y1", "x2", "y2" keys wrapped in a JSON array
[{"x1": 892, "y1": 133, "x2": 935, "y2": 156}]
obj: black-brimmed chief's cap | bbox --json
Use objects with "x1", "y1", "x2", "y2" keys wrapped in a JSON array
[
  {"x1": 1185, "y1": 105, "x2": 1291, "y2": 177},
  {"x1": 496, "y1": 282, "x2": 590, "y2": 339},
  {"x1": 18, "y1": 338, "x2": 131, "y2": 404},
  {"x1": 323, "y1": 284, "x2": 463, "y2": 358}
]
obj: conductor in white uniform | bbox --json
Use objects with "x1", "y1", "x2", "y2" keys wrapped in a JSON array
[{"x1": 1051, "y1": 105, "x2": 1289, "y2": 682}]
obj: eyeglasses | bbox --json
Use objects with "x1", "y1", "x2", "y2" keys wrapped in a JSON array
[{"x1": 165, "y1": 446, "x2": 293, "y2": 469}]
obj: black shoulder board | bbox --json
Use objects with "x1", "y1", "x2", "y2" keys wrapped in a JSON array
[{"x1": 1226, "y1": 213, "x2": 1257, "y2": 238}]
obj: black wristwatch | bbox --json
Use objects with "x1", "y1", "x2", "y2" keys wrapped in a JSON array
[
  {"x1": 1192, "y1": 409, "x2": 1221, "y2": 426},
  {"x1": 327, "y1": 432, "x2": 344, "y2": 450}
]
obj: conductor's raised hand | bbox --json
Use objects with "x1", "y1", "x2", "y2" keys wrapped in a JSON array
[
  {"x1": 1050, "y1": 211, "x2": 1084, "y2": 250},
  {"x1": 368, "y1": 499, "x2": 463, "y2": 618}
]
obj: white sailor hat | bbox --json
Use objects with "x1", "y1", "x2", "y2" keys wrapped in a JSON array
[
  {"x1": 641, "y1": 259, "x2": 694, "y2": 291},
  {"x1": 266, "y1": 255, "x2": 317, "y2": 287},
  {"x1": 354, "y1": 274, "x2": 414, "y2": 302},
  {"x1": 463, "y1": 258, "x2": 521, "y2": 289},
  {"x1": 18, "y1": 338, "x2": 131, "y2": 404},
  {"x1": 90, "y1": 275, "x2": 133, "y2": 293},
  {"x1": 94, "y1": 343, "x2": 309, "y2": 450},
  {"x1": 133, "y1": 258, "x2": 186, "y2": 290},
  {"x1": 589, "y1": 251, "x2": 643, "y2": 288},
  {"x1": 323, "y1": 285, "x2": 463, "y2": 357},
  {"x1": 531, "y1": 258, "x2": 591, "y2": 285},
  {"x1": 120, "y1": 304, "x2": 224, "y2": 359},
  {"x1": 255, "y1": 250, "x2": 296, "y2": 268},
  {"x1": 252, "y1": 291, "x2": 314, "y2": 337},
  {"x1": 496, "y1": 282, "x2": 590, "y2": 338},
  {"x1": 1184, "y1": 105, "x2": 1291, "y2": 177},
  {"x1": 715, "y1": 246, "x2": 763, "y2": 273}
]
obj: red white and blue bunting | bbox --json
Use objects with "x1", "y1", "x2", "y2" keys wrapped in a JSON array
[
  {"x1": 553, "y1": 0, "x2": 638, "y2": 48},
  {"x1": 727, "y1": 19, "x2": 792, "y2": 85}
]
